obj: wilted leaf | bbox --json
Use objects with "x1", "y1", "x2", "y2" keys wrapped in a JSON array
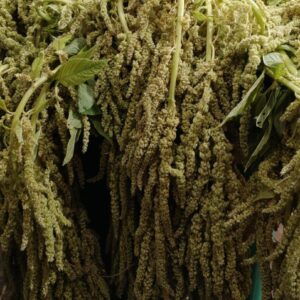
[
  {"x1": 245, "y1": 117, "x2": 272, "y2": 171},
  {"x1": 52, "y1": 34, "x2": 72, "y2": 51},
  {"x1": 55, "y1": 58, "x2": 106, "y2": 86},
  {"x1": 63, "y1": 109, "x2": 82, "y2": 165},
  {"x1": 64, "y1": 38, "x2": 86, "y2": 56},
  {"x1": 78, "y1": 83, "x2": 94, "y2": 113},
  {"x1": 91, "y1": 119, "x2": 112, "y2": 143},
  {"x1": 67, "y1": 108, "x2": 82, "y2": 129},
  {"x1": 63, "y1": 128, "x2": 79, "y2": 165},
  {"x1": 31, "y1": 52, "x2": 45, "y2": 79},
  {"x1": 221, "y1": 71, "x2": 265, "y2": 126},
  {"x1": 256, "y1": 88, "x2": 278, "y2": 128}
]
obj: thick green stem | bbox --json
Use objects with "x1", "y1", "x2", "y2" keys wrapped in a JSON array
[
  {"x1": 10, "y1": 74, "x2": 48, "y2": 145},
  {"x1": 206, "y1": 0, "x2": 214, "y2": 62},
  {"x1": 266, "y1": 69, "x2": 300, "y2": 96},
  {"x1": 118, "y1": 0, "x2": 131, "y2": 35},
  {"x1": 168, "y1": 0, "x2": 185, "y2": 108},
  {"x1": 247, "y1": 0, "x2": 266, "y2": 34}
]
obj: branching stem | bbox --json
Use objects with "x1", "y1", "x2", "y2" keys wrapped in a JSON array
[{"x1": 10, "y1": 74, "x2": 48, "y2": 145}]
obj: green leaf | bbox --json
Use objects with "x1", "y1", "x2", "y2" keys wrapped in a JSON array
[
  {"x1": 74, "y1": 46, "x2": 97, "y2": 60},
  {"x1": 91, "y1": 119, "x2": 112, "y2": 143},
  {"x1": 245, "y1": 117, "x2": 273, "y2": 171},
  {"x1": 31, "y1": 52, "x2": 45, "y2": 79},
  {"x1": 67, "y1": 109, "x2": 82, "y2": 129},
  {"x1": 77, "y1": 82, "x2": 101, "y2": 115},
  {"x1": 277, "y1": 44, "x2": 296, "y2": 55},
  {"x1": 0, "y1": 99, "x2": 8, "y2": 112},
  {"x1": 52, "y1": 34, "x2": 73, "y2": 51},
  {"x1": 63, "y1": 128, "x2": 79, "y2": 165},
  {"x1": 221, "y1": 71, "x2": 265, "y2": 126},
  {"x1": 81, "y1": 106, "x2": 101, "y2": 116},
  {"x1": 256, "y1": 88, "x2": 278, "y2": 128},
  {"x1": 263, "y1": 52, "x2": 287, "y2": 79},
  {"x1": 55, "y1": 58, "x2": 106, "y2": 86},
  {"x1": 78, "y1": 83, "x2": 94, "y2": 113},
  {"x1": 263, "y1": 52, "x2": 284, "y2": 68},
  {"x1": 64, "y1": 38, "x2": 86, "y2": 56},
  {"x1": 63, "y1": 109, "x2": 82, "y2": 165}
]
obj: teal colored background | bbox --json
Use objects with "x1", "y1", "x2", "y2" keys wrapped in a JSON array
[{"x1": 249, "y1": 244, "x2": 262, "y2": 300}]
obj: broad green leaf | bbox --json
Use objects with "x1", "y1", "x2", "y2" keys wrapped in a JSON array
[
  {"x1": 55, "y1": 58, "x2": 106, "y2": 86},
  {"x1": 52, "y1": 34, "x2": 73, "y2": 51},
  {"x1": 78, "y1": 83, "x2": 94, "y2": 113},
  {"x1": 73, "y1": 46, "x2": 97, "y2": 60},
  {"x1": 77, "y1": 83, "x2": 101, "y2": 115},
  {"x1": 64, "y1": 38, "x2": 86, "y2": 56},
  {"x1": 263, "y1": 52, "x2": 284, "y2": 68},
  {"x1": 91, "y1": 119, "x2": 112, "y2": 143},
  {"x1": 0, "y1": 99, "x2": 8, "y2": 112},
  {"x1": 245, "y1": 117, "x2": 272, "y2": 171},
  {"x1": 221, "y1": 71, "x2": 265, "y2": 126},
  {"x1": 256, "y1": 88, "x2": 278, "y2": 128},
  {"x1": 31, "y1": 52, "x2": 44, "y2": 79}
]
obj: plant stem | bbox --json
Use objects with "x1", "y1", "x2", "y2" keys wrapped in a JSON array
[
  {"x1": 10, "y1": 74, "x2": 48, "y2": 145},
  {"x1": 206, "y1": 0, "x2": 214, "y2": 62},
  {"x1": 247, "y1": 0, "x2": 266, "y2": 34},
  {"x1": 118, "y1": 0, "x2": 131, "y2": 35},
  {"x1": 266, "y1": 69, "x2": 300, "y2": 96},
  {"x1": 168, "y1": 0, "x2": 185, "y2": 108}
]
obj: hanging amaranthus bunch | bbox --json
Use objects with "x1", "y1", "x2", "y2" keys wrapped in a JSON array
[
  {"x1": 0, "y1": 1, "x2": 110, "y2": 299},
  {"x1": 1, "y1": 0, "x2": 300, "y2": 299}
]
